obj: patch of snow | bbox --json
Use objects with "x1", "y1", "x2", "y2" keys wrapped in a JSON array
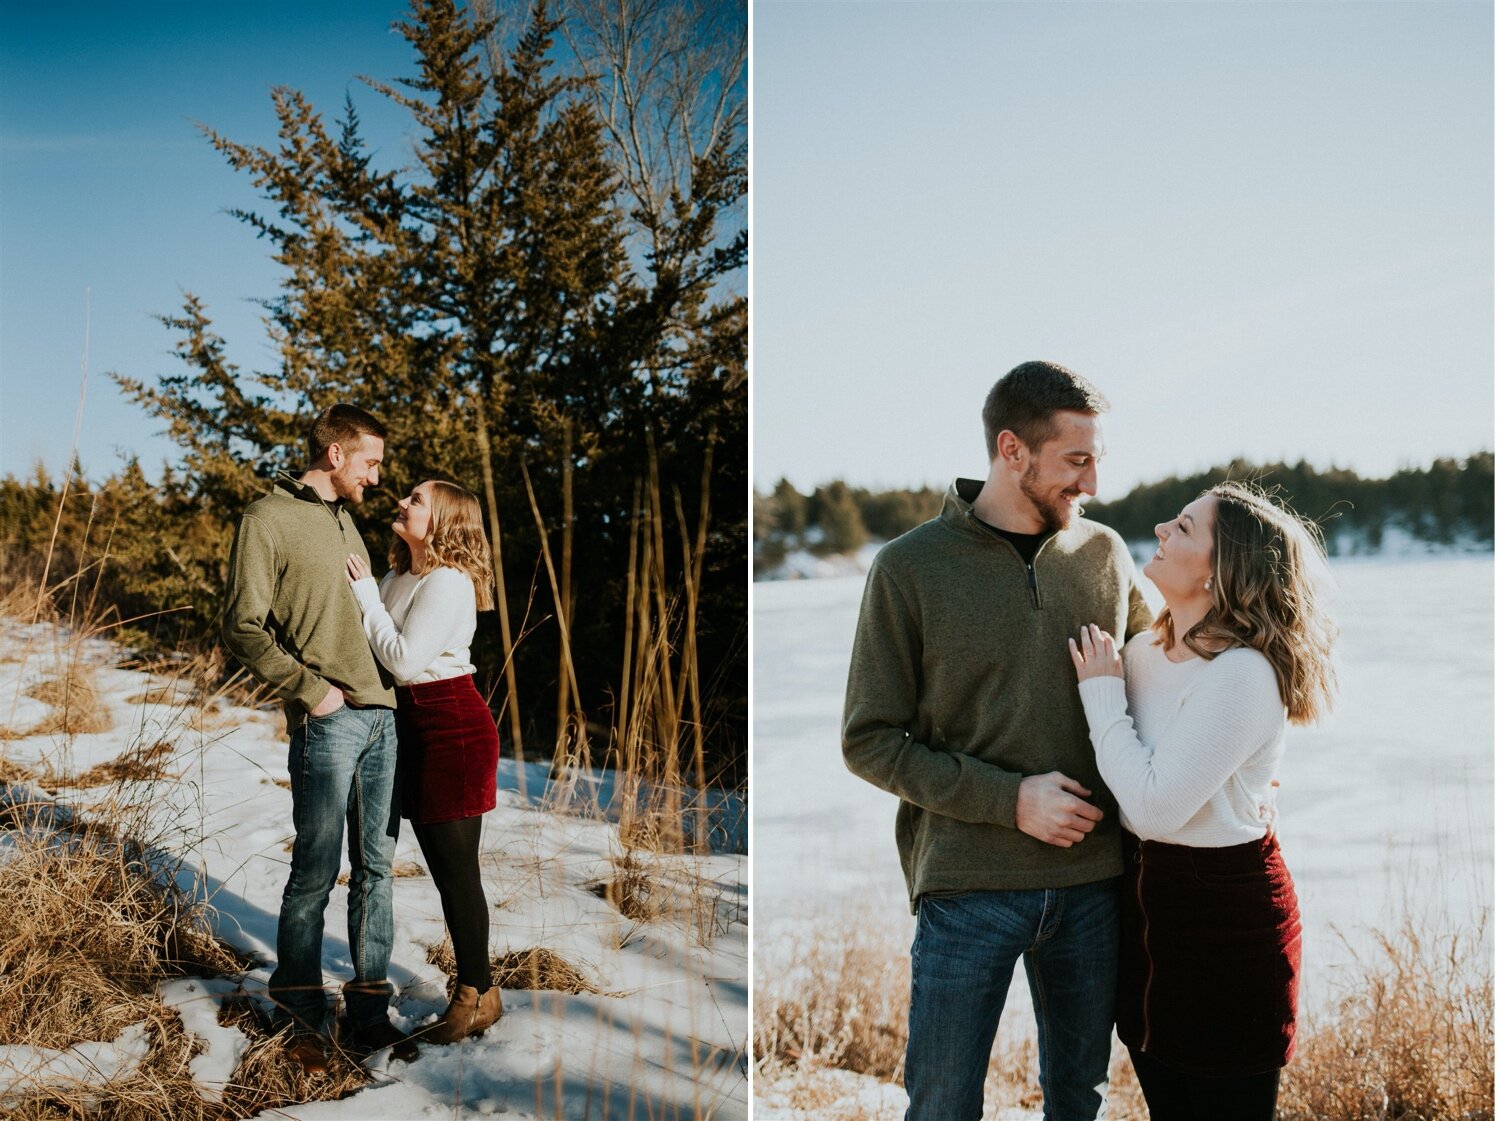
[
  {"x1": 0, "y1": 1023, "x2": 151, "y2": 1109},
  {"x1": 161, "y1": 977, "x2": 251, "y2": 1104}
]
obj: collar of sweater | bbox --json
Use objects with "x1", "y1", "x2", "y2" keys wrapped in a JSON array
[
  {"x1": 942, "y1": 477, "x2": 1090, "y2": 550},
  {"x1": 273, "y1": 469, "x2": 345, "y2": 512}
]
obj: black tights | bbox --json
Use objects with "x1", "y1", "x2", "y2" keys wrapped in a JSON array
[
  {"x1": 1130, "y1": 1049, "x2": 1281, "y2": 1121},
  {"x1": 412, "y1": 816, "x2": 492, "y2": 992}
]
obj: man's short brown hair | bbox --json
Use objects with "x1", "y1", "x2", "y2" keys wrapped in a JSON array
[
  {"x1": 307, "y1": 404, "x2": 386, "y2": 463},
  {"x1": 982, "y1": 361, "x2": 1109, "y2": 459}
]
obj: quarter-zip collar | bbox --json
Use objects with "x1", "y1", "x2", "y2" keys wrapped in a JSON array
[
  {"x1": 942, "y1": 477, "x2": 1068, "y2": 609},
  {"x1": 274, "y1": 470, "x2": 346, "y2": 520}
]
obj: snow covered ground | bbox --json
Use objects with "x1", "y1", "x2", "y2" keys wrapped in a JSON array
[
  {"x1": 753, "y1": 553, "x2": 1493, "y2": 1117},
  {"x1": 0, "y1": 619, "x2": 747, "y2": 1119}
]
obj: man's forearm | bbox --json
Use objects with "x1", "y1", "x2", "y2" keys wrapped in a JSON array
[
  {"x1": 843, "y1": 722, "x2": 1024, "y2": 826},
  {"x1": 221, "y1": 514, "x2": 328, "y2": 712},
  {"x1": 222, "y1": 618, "x2": 328, "y2": 711}
]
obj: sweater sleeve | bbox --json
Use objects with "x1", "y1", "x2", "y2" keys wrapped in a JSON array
[
  {"x1": 350, "y1": 567, "x2": 472, "y2": 682},
  {"x1": 1076, "y1": 650, "x2": 1284, "y2": 839},
  {"x1": 221, "y1": 513, "x2": 329, "y2": 711},
  {"x1": 1123, "y1": 575, "x2": 1153, "y2": 640},
  {"x1": 842, "y1": 560, "x2": 1025, "y2": 826}
]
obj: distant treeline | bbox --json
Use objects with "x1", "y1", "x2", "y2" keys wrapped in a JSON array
[{"x1": 754, "y1": 453, "x2": 1494, "y2": 575}]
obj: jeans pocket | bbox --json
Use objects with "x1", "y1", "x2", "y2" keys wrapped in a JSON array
[
  {"x1": 307, "y1": 699, "x2": 348, "y2": 724},
  {"x1": 921, "y1": 888, "x2": 974, "y2": 900}
]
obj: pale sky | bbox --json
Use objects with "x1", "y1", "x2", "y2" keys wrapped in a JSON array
[
  {"x1": 0, "y1": 2, "x2": 427, "y2": 482},
  {"x1": 751, "y1": 1, "x2": 1493, "y2": 502}
]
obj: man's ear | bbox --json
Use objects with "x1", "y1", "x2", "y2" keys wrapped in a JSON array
[
  {"x1": 326, "y1": 441, "x2": 345, "y2": 470},
  {"x1": 995, "y1": 429, "x2": 1028, "y2": 471}
]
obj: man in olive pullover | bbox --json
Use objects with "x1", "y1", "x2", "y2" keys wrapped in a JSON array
[
  {"x1": 843, "y1": 362, "x2": 1151, "y2": 1120},
  {"x1": 222, "y1": 404, "x2": 412, "y2": 1067}
]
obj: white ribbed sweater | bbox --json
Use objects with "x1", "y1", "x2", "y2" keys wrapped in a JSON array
[
  {"x1": 350, "y1": 567, "x2": 476, "y2": 685},
  {"x1": 1076, "y1": 634, "x2": 1286, "y2": 846}
]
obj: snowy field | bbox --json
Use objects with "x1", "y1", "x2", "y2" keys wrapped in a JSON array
[
  {"x1": 754, "y1": 553, "x2": 1493, "y2": 1110},
  {"x1": 0, "y1": 619, "x2": 747, "y2": 1119}
]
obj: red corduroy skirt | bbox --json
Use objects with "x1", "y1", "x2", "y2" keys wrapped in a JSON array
[
  {"x1": 1116, "y1": 830, "x2": 1302, "y2": 1076},
  {"x1": 394, "y1": 675, "x2": 499, "y2": 824}
]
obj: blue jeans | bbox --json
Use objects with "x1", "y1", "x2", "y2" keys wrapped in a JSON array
[
  {"x1": 267, "y1": 705, "x2": 399, "y2": 1034},
  {"x1": 905, "y1": 878, "x2": 1118, "y2": 1121}
]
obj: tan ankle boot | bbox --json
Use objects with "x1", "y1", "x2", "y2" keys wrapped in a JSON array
[{"x1": 421, "y1": 983, "x2": 503, "y2": 1044}]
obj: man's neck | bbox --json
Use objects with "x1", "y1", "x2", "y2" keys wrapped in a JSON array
[
  {"x1": 297, "y1": 469, "x2": 340, "y2": 503},
  {"x1": 970, "y1": 475, "x2": 1045, "y2": 535}
]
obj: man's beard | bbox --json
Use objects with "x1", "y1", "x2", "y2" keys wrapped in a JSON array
[
  {"x1": 1020, "y1": 463, "x2": 1079, "y2": 533},
  {"x1": 331, "y1": 467, "x2": 365, "y2": 504}
]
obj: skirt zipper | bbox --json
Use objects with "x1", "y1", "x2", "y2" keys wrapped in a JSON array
[{"x1": 1135, "y1": 838, "x2": 1153, "y2": 1051}]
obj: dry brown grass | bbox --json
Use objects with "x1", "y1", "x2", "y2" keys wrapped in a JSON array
[
  {"x1": 755, "y1": 922, "x2": 907, "y2": 1081},
  {"x1": 0, "y1": 569, "x2": 57, "y2": 624},
  {"x1": 426, "y1": 940, "x2": 601, "y2": 995},
  {"x1": 336, "y1": 859, "x2": 425, "y2": 886},
  {"x1": 213, "y1": 994, "x2": 369, "y2": 1112},
  {"x1": 589, "y1": 847, "x2": 730, "y2": 950},
  {"x1": 0, "y1": 795, "x2": 373, "y2": 1118},
  {"x1": 125, "y1": 686, "x2": 183, "y2": 706},
  {"x1": 590, "y1": 850, "x2": 673, "y2": 923},
  {"x1": 49, "y1": 740, "x2": 175, "y2": 788},
  {"x1": 0, "y1": 755, "x2": 39, "y2": 783},
  {"x1": 1279, "y1": 913, "x2": 1493, "y2": 1121},
  {"x1": 0, "y1": 814, "x2": 242, "y2": 1051},
  {"x1": 757, "y1": 905, "x2": 1492, "y2": 1121},
  {"x1": 20, "y1": 668, "x2": 113, "y2": 735}
]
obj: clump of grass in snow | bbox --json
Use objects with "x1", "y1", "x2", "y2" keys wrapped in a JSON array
[
  {"x1": 50, "y1": 739, "x2": 175, "y2": 788},
  {"x1": 591, "y1": 850, "x2": 674, "y2": 923},
  {"x1": 427, "y1": 940, "x2": 601, "y2": 995},
  {"x1": 0, "y1": 785, "x2": 375, "y2": 1118},
  {"x1": 589, "y1": 847, "x2": 731, "y2": 948},
  {"x1": 1279, "y1": 912, "x2": 1493, "y2": 1121},
  {"x1": 0, "y1": 756, "x2": 39, "y2": 784},
  {"x1": 0, "y1": 814, "x2": 238, "y2": 1050},
  {"x1": 337, "y1": 859, "x2": 424, "y2": 886},
  {"x1": 755, "y1": 921, "x2": 908, "y2": 1081},
  {"x1": 20, "y1": 667, "x2": 113, "y2": 735}
]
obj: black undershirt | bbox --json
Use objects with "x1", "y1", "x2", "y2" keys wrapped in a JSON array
[{"x1": 974, "y1": 517, "x2": 1048, "y2": 565}]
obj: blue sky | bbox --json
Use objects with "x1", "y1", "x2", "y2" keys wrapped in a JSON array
[
  {"x1": 1, "y1": 2, "x2": 416, "y2": 481},
  {"x1": 752, "y1": 1, "x2": 1493, "y2": 500}
]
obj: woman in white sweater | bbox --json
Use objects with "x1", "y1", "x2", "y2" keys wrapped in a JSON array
[
  {"x1": 346, "y1": 480, "x2": 503, "y2": 1046},
  {"x1": 1069, "y1": 481, "x2": 1337, "y2": 1121}
]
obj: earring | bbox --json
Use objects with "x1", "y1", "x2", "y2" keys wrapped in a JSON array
[{"x1": 1203, "y1": 579, "x2": 1213, "y2": 592}]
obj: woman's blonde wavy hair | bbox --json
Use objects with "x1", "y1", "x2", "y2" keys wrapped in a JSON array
[
  {"x1": 388, "y1": 480, "x2": 495, "y2": 611},
  {"x1": 1152, "y1": 480, "x2": 1337, "y2": 725}
]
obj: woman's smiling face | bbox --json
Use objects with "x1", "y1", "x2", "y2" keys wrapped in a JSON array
[
  {"x1": 394, "y1": 480, "x2": 437, "y2": 545},
  {"x1": 1144, "y1": 492, "x2": 1217, "y2": 600}
]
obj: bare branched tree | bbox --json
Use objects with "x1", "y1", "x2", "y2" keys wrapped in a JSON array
[{"x1": 549, "y1": 0, "x2": 747, "y2": 269}]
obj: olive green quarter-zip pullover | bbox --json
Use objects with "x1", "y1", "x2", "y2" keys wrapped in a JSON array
[
  {"x1": 842, "y1": 478, "x2": 1152, "y2": 910},
  {"x1": 222, "y1": 471, "x2": 395, "y2": 732}
]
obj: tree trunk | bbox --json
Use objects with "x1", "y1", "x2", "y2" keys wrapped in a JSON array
[{"x1": 474, "y1": 399, "x2": 526, "y2": 790}]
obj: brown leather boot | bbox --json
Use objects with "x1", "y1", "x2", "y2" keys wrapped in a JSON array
[
  {"x1": 419, "y1": 983, "x2": 503, "y2": 1044},
  {"x1": 284, "y1": 1032, "x2": 330, "y2": 1076}
]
